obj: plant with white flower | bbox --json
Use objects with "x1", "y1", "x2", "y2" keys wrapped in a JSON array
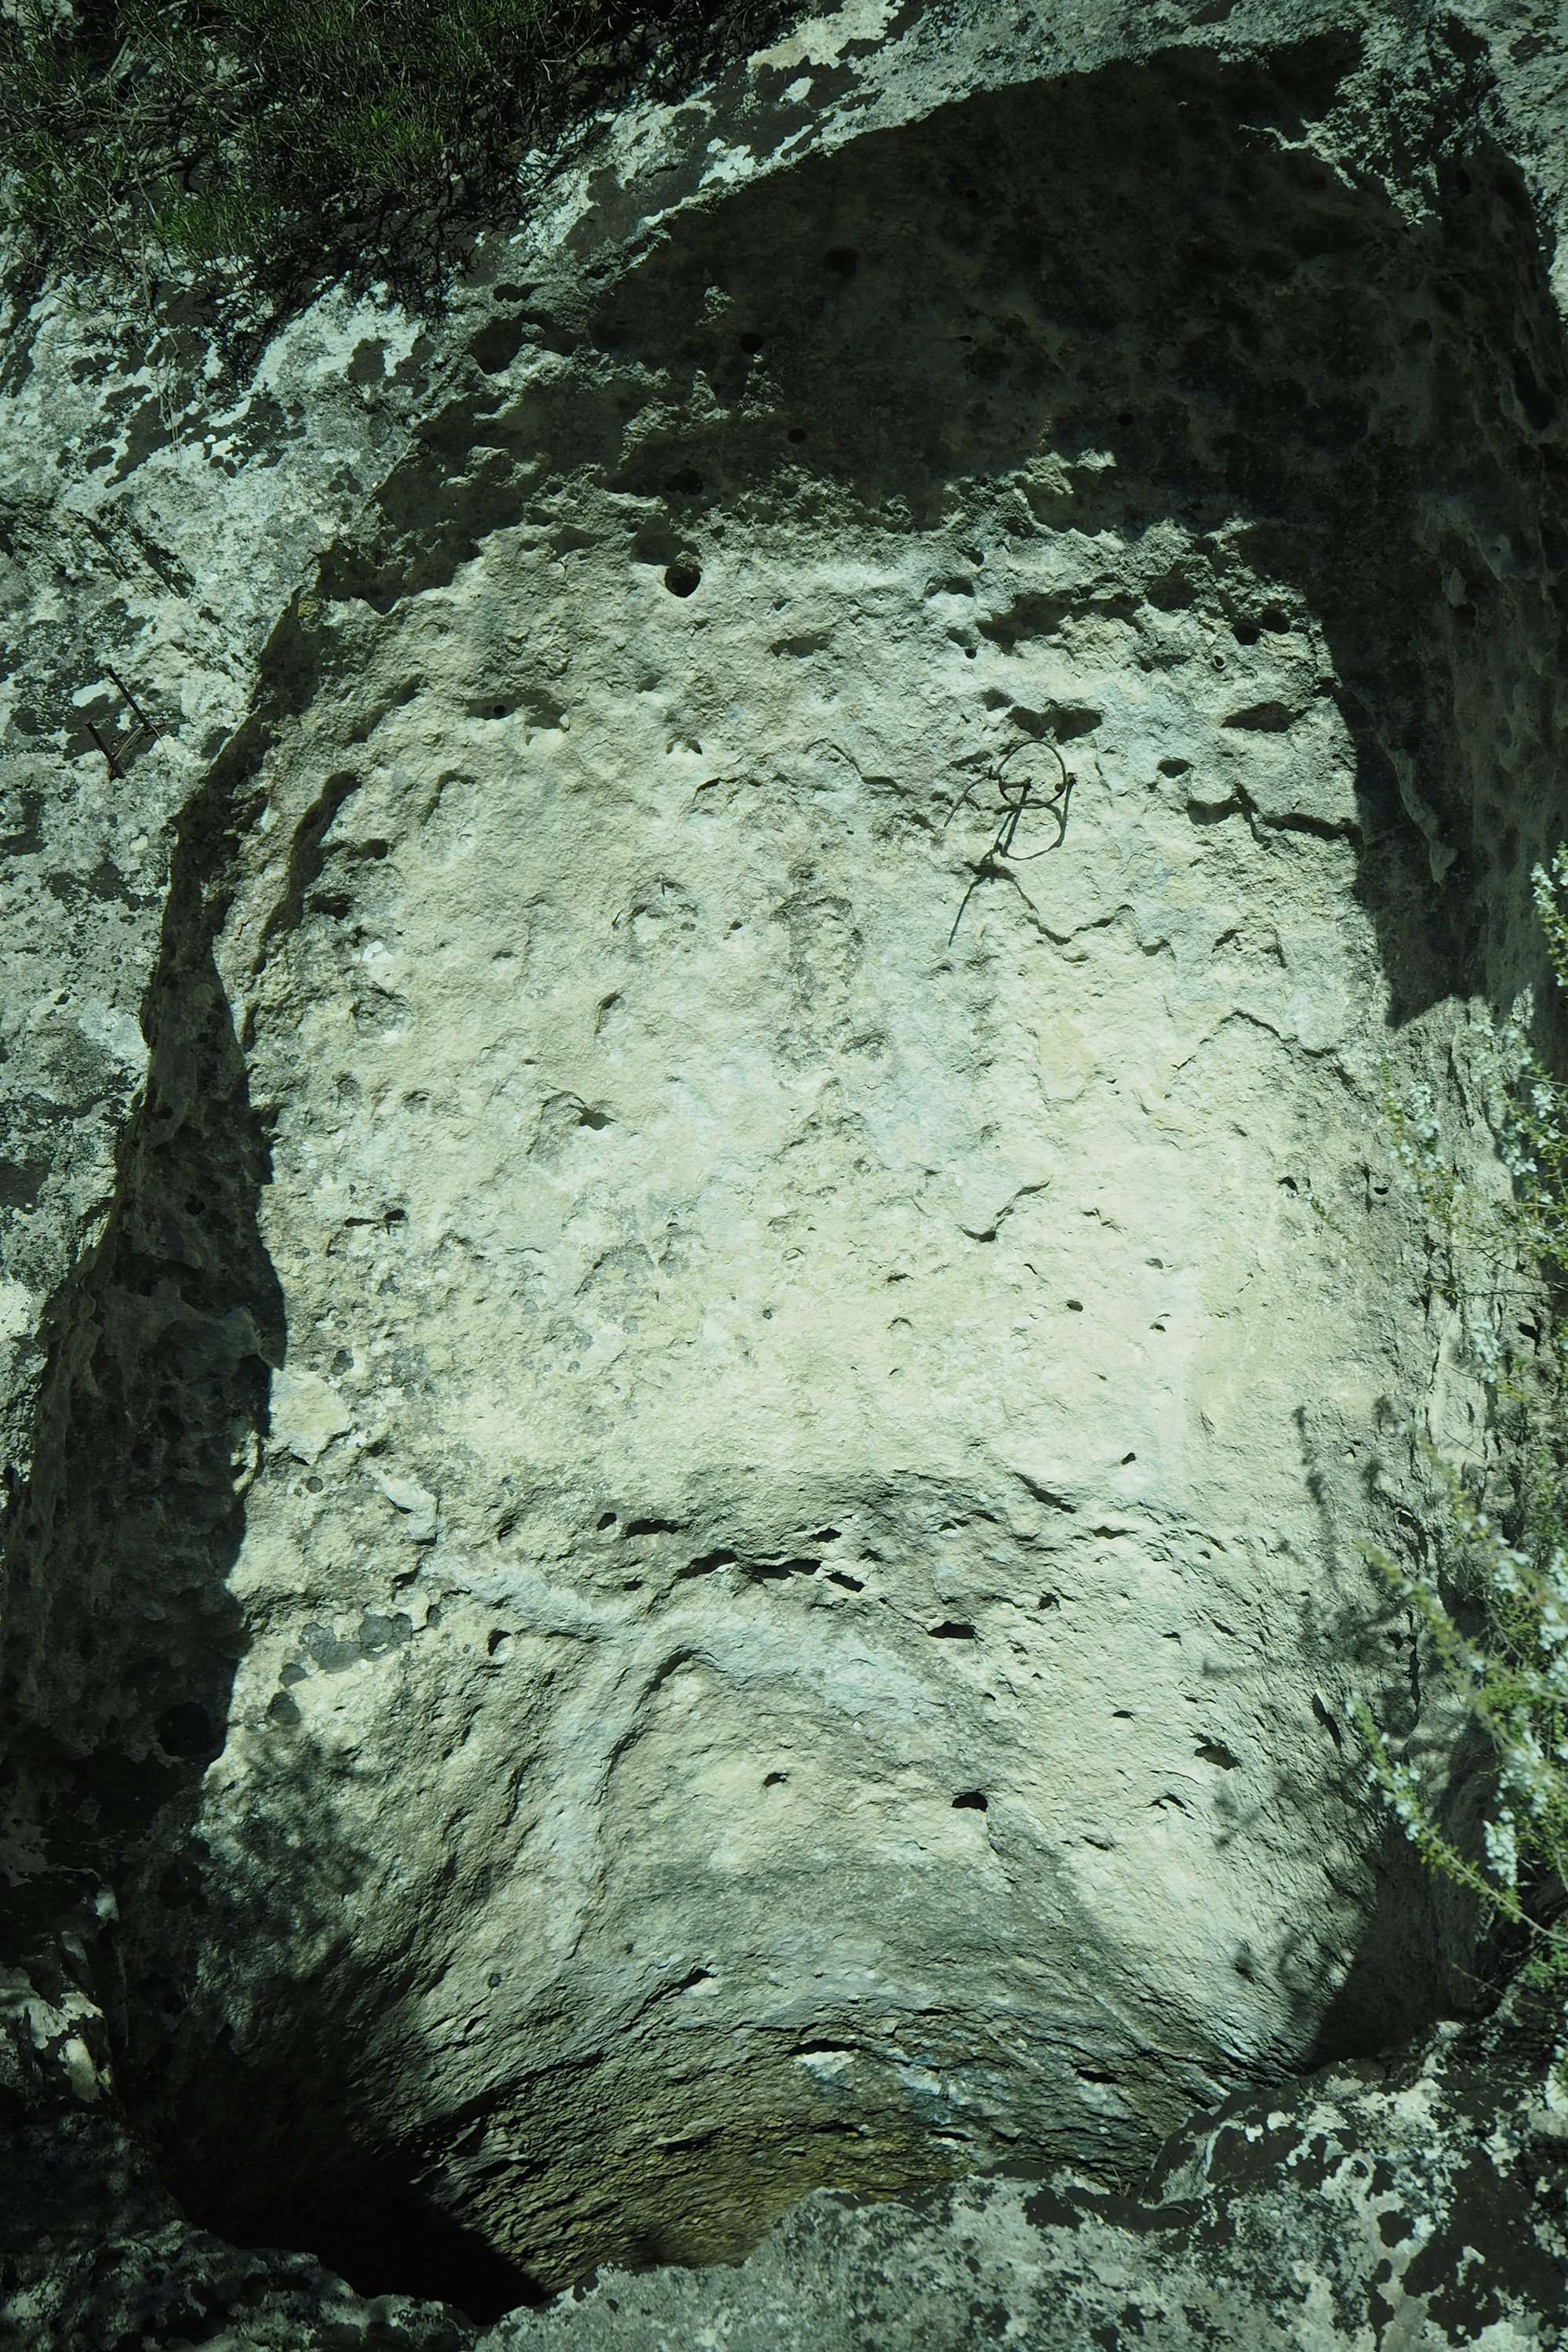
[
  {"x1": 1358, "y1": 850, "x2": 1568, "y2": 2001},
  {"x1": 1350, "y1": 1454, "x2": 1568, "y2": 1989}
]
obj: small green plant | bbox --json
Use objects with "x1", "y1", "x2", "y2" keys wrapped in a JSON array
[
  {"x1": 0, "y1": 0, "x2": 787, "y2": 325},
  {"x1": 1352, "y1": 1454, "x2": 1568, "y2": 1990},
  {"x1": 1356, "y1": 851, "x2": 1568, "y2": 1999}
]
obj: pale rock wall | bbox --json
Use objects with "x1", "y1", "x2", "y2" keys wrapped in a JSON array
[{"x1": 3, "y1": 0, "x2": 1568, "y2": 2321}]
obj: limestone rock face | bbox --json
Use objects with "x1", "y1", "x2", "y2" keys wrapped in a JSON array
[
  {"x1": 479, "y1": 1991, "x2": 1568, "y2": 2351},
  {"x1": 4, "y1": 0, "x2": 1568, "y2": 2327}
]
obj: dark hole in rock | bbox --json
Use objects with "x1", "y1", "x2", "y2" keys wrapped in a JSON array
[
  {"x1": 927, "y1": 1620, "x2": 977, "y2": 1639},
  {"x1": 787, "y1": 426, "x2": 808, "y2": 442},
  {"x1": 469, "y1": 315, "x2": 531, "y2": 375},
  {"x1": 666, "y1": 465, "x2": 704, "y2": 493},
  {"x1": 1311, "y1": 1694, "x2": 1344, "y2": 1748},
  {"x1": 1196, "y1": 1741, "x2": 1243, "y2": 1769},
  {"x1": 1232, "y1": 619, "x2": 1261, "y2": 644},
  {"x1": 154, "y1": 1701, "x2": 217, "y2": 1759},
  {"x1": 272, "y1": 2183, "x2": 546, "y2": 2321},
  {"x1": 1224, "y1": 699, "x2": 1295, "y2": 732},
  {"x1": 663, "y1": 561, "x2": 702, "y2": 597},
  {"x1": 681, "y1": 1547, "x2": 739, "y2": 1577},
  {"x1": 953, "y1": 1790, "x2": 989, "y2": 1809},
  {"x1": 738, "y1": 332, "x2": 767, "y2": 351},
  {"x1": 822, "y1": 245, "x2": 858, "y2": 276}
]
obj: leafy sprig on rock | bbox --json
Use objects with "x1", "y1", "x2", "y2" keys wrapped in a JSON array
[{"x1": 1357, "y1": 851, "x2": 1568, "y2": 1998}]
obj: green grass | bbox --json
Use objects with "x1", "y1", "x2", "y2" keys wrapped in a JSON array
[{"x1": 0, "y1": 0, "x2": 787, "y2": 321}]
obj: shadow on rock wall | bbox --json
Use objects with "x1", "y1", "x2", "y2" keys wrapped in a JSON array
[{"x1": 0, "y1": 789, "x2": 281, "y2": 1962}]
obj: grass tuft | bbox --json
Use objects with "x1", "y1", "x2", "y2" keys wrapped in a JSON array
[{"x1": 0, "y1": 0, "x2": 790, "y2": 325}]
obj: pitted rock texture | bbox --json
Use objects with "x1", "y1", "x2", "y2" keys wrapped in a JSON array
[
  {"x1": 58, "y1": 12, "x2": 1568, "y2": 2296},
  {"x1": 4, "y1": 0, "x2": 1568, "y2": 2333}
]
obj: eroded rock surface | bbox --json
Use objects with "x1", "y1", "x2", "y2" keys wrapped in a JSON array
[
  {"x1": 483, "y1": 1992, "x2": 1568, "y2": 2350},
  {"x1": 5, "y1": 0, "x2": 1568, "y2": 2338},
  {"x1": 5, "y1": 1991, "x2": 1564, "y2": 2347}
]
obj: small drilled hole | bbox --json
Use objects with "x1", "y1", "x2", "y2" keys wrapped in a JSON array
[
  {"x1": 664, "y1": 562, "x2": 701, "y2": 597},
  {"x1": 787, "y1": 427, "x2": 808, "y2": 444}
]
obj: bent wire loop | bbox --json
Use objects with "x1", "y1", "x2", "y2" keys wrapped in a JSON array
[
  {"x1": 946, "y1": 736, "x2": 1073, "y2": 945},
  {"x1": 86, "y1": 662, "x2": 161, "y2": 782}
]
